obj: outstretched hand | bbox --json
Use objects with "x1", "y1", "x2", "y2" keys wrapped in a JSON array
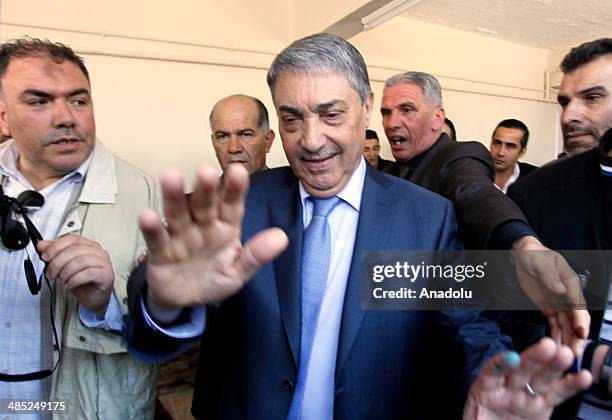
[
  {"x1": 139, "y1": 164, "x2": 288, "y2": 309},
  {"x1": 513, "y1": 236, "x2": 590, "y2": 356},
  {"x1": 464, "y1": 337, "x2": 591, "y2": 420}
]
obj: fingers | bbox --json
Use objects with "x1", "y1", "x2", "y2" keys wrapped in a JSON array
[
  {"x1": 190, "y1": 165, "x2": 221, "y2": 224},
  {"x1": 238, "y1": 228, "x2": 289, "y2": 281},
  {"x1": 474, "y1": 350, "x2": 522, "y2": 391},
  {"x1": 529, "y1": 345, "x2": 574, "y2": 393},
  {"x1": 508, "y1": 337, "x2": 557, "y2": 389},
  {"x1": 160, "y1": 169, "x2": 192, "y2": 235},
  {"x1": 545, "y1": 370, "x2": 592, "y2": 407},
  {"x1": 219, "y1": 164, "x2": 249, "y2": 226},
  {"x1": 138, "y1": 209, "x2": 170, "y2": 263},
  {"x1": 559, "y1": 310, "x2": 589, "y2": 356},
  {"x1": 568, "y1": 309, "x2": 590, "y2": 342}
]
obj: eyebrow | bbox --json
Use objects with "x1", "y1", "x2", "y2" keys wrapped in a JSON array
[
  {"x1": 578, "y1": 85, "x2": 607, "y2": 96},
  {"x1": 20, "y1": 88, "x2": 91, "y2": 98},
  {"x1": 313, "y1": 100, "x2": 347, "y2": 113},
  {"x1": 278, "y1": 105, "x2": 302, "y2": 117}
]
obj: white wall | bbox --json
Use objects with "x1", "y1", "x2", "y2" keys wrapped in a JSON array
[{"x1": 0, "y1": 0, "x2": 568, "y2": 184}]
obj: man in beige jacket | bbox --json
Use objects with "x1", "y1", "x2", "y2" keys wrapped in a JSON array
[{"x1": 0, "y1": 38, "x2": 158, "y2": 418}]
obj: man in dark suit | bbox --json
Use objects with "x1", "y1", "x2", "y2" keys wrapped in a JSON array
[
  {"x1": 489, "y1": 119, "x2": 538, "y2": 193},
  {"x1": 128, "y1": 34, "x2": 590, "y2": 419},
  {"x1": 380, "y1": 71, "x2": 588, "y2": 351},
  {"x1": 509, "y1": 38, "x2": 612, "y2": 419}
]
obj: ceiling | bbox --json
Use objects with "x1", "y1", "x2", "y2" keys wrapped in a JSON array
[{"x1": 401, "y1": 0, "x2": 612, "y2": 49}]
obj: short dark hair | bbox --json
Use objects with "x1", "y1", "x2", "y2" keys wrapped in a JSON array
[
  {"x1": 365, "y1": 129, "x2": 379, "y2": 140},
  {"x1": 494, "y1": 119, "x2": 530, "y2": 148},
  {"x1": 443, "y1": 117, "x2": 456, "y2": 141},
  {"x1": 560, "y1": 38, "x2": 612, "y2": 74},
  {"x1": 209, "y1": 94, "x2": 270, "y2": 132},
  {"x1": 0, "y1": 37, "x2": 89, "y2": 93}
]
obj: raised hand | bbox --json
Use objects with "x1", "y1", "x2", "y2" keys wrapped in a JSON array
[
  {"x1": 139, "y1": 164, "x2": 288, "y2": 309},
  {"x1": 464, "y1": 337, "x2": 592, "y2": 420}
]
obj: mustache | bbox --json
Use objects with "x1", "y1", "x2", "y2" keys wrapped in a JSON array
[
  {"x1": 562, "y1": 122, "x2": 596, "y2": 137},
  {"x1": 42, "y1": 128, "x2": 87, "y2": 145},
  {"x1": 299, "y1": 145, "x2": 341, "y2": 160}
]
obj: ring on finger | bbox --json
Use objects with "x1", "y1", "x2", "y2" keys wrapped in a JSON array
[{"x1": 524, "y1": 382, "x2": 538, "y2": 398}]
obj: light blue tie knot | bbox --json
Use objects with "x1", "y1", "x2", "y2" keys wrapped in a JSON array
[{"x1": 311, "y1": 196, "x2": 341, "y2": 218}]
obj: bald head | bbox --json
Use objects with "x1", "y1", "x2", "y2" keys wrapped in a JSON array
[{"x1": 209, "y1": 94, "x2": 274, "y2": 174}]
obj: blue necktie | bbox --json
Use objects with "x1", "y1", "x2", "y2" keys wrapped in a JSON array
[{"x1": 287, "y1": 196, "x2": 340, "y2": 420}]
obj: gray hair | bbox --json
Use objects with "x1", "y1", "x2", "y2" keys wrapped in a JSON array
[
  {"x1": 266, "y1": 33, "x2": 371, "y2": 104},
  {"x1": 209, "y1": 94, "x2": 270, "y2": 132},
  {"x1": 384, "y1": 72, "x2": 443, "y2": 107}
]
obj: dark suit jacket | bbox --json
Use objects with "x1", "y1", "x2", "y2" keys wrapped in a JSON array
[
  {"x1": 509, "y1": 147, "x2": 612, "y2": 419},
  {"x1": 128, "y1": 165, "x2": 511, "y2": 419},
  {"x1": 517, "y1": 161, "x2": 538, "y2": 180},
  {"x1": 384, "y1": 134, "x2": 529, "y2": 250}
]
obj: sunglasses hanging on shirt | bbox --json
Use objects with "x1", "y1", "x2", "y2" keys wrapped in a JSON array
[{"x1": 0, "y1": 186, "x2": 62, "y2": 382}]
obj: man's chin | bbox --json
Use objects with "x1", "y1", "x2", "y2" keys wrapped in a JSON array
[{"x1": 565, "y1": 136, "x2": 597, "y2": 155}]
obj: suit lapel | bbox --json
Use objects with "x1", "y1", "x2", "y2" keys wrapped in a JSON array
[
  {"x1": 272, "y1": 176, "x2": 303, "y2": 368},
  {"x1": 336, "y1": 167, "x2": 396, "y2": 375}
]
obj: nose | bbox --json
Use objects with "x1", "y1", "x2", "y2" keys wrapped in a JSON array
[
  {"x1": 227, "y1": 135, "x2": 243, "y2": 154},
  {"x1": 302, "y1": 117, "x2": 326, "y2": 152},
  {"x1": 52, "y1": 99, "x2": 76, "y2": 129},
  {"x1": 561, "y1": 99, "x2": 584, "y2": 127},
  {"x1": 382, "y1": 110, "x2": 401, "y2": 133}
]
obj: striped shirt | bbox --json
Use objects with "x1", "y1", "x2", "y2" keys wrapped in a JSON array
[{"x1": 0, "y1": 141, "x2": 90, "y2": 414}]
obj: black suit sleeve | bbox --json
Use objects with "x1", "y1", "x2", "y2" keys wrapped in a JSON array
[
  {"x1": 437, "y1": 143, "x2": 531, "y2": 249},
  {"x1": 125, "y1": 263, "x2": 200, "y2": 363}
]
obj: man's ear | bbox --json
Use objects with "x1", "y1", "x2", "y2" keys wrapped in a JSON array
[
  {"x1": 519, "y1": 146, "x2": 527, "y2": 158},
  {"x1": 265, "y1": 130, "x2": 275, "y2": 153},
  {"x1": 432, "y1": 105, "x2": 445, "y2": 131},
  {"x1": 0, "y1": 100, "x2": 11, "y2": 137},
  {"x1": 363, "y1": 91, "x2": 374, "y2": 127}
]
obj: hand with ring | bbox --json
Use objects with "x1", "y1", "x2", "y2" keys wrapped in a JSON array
[{"x1": 463, "y1": 337, "x2": 592, "y2": 419}]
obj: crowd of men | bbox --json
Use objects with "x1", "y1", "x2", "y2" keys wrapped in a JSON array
[{"x1": 0, "y1": 32, "x2": 610, "y2": 420}]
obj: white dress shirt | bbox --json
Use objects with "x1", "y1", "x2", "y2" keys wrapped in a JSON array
[{"x1": 296, "y1": 158, "x2": 365, "y2": 420}]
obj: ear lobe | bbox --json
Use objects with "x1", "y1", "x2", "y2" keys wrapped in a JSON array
[
  {"x1": 0, "y1": 101, "x2": 11, "y2": 137},
  {"x1": 265, "y1": 130, "x2": 275, "y2": 153},
  {"x1": 363, "y1": 92, "x2": 374, "y2": 126},
  {"x1": 431, "y1": 106, "x2": 445, "y2": 131}
]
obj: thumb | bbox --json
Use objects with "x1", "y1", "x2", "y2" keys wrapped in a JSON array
[
  {"x1": 238, "y1": 228, "x2": 289, "y2": 281},
  {"x1": 36, "y1": 239, "x2": 53, "y2": 253}
]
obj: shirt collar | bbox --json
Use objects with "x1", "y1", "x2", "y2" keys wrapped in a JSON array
[
  {"x1": 0, "y1": 139, "x2": 91, "y2": 193},
  {"x1": 501, "y1": 162, "x2": 521, "y2": 194},
  {"x1": 299, "y1": 157, "x2": 366, "y2": 212}
]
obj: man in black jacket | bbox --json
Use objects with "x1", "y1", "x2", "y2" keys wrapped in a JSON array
[
  {"x1": 380, "y1": 71, "x2": 589, "y2": 353},
  {"x1": 509, "y1": 37, "x2": 612, "y2": 419}
]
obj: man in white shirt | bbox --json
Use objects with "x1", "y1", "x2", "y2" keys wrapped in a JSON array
[{"x1": 489, "y1": 119, "x2": 537, "y2": 193}]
